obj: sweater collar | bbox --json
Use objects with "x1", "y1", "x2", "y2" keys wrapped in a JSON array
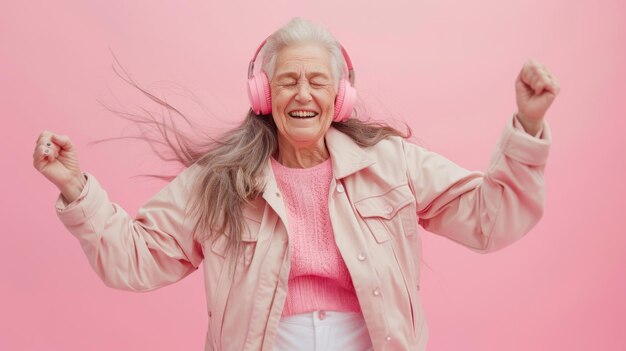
[
  {"x1": 261, "y1": 125, "x2": 375, "y2": 209},
  {"x1": 265, "y1": 125, "x2": 376, "y2": 180}
]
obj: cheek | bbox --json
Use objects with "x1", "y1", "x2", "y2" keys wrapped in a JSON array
[
  {"x1": 271, "y1": 87, "x2": 288, "y2": 105},
  {"x1": 317, "y1": 89, "x2": 336, "y2": 110}
]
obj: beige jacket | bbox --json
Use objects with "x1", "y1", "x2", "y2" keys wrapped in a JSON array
[{"x1": 56, "y1": 114, "x2": 551, "y2": 350}]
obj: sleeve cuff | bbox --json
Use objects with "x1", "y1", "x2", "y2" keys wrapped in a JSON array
[
  {"x1": 495, "y1": 113, "x2": 552, "y2": 166},
  {"x1": 513, "y1": 113, "x2": 544, "y2": 138},
  {"x1": 55, "y1": 172, "x2": 104, "y2": 226},
  {"x1": 56, "y1": 173, "x2": 89, "y2": 208}
]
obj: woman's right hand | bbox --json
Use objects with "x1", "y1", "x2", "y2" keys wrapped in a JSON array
[{"x1": 33, "y1": 131, "x2": 86, "y2": 203}]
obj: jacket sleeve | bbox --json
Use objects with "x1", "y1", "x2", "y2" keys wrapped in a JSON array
[
  {"x1": 402, "y1": 113, "x2": 552, "y2": 253},
  {"x1": 55, "y1": 163, "x2": 205, "y2": 291}
]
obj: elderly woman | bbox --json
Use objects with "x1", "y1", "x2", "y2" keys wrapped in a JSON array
[{"x1": 33, "y1": 18, "x2": 558, "y2": 351}]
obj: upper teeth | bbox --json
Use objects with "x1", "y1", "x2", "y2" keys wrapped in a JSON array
[{"x1": 289, "y1": 111, "x2": 317, "y2": 117}]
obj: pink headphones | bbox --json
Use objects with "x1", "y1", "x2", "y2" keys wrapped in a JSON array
[{"x1": 247, "y1": 37, "x2": 357, "y2": 122}]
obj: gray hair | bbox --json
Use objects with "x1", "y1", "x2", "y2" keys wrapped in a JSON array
[{"x1": 260, "y1": 17, "x2": 346, "y2": 91}]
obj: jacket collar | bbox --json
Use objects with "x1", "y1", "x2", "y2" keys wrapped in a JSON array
[
  {"x1": 324, "y1": 125, "x2": 376, "y2": 179},
  {"x1": 261, "y1": 126, "x2": 375, "y2": 213}
]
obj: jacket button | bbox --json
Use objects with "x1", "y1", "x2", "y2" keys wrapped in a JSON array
[
  {"x1": 384, "y1": 205, "x2": 393, "y2": 214},
  {"x1": 276, "y1": 192, "x2": 281, "y2": 197},
  {"x1": 208, "y1": 311, "x2": 212, "y2": 317},
  {"x1": 373, "y1": 288, "x2": 381, "y2": 296},
  {"x1": 385, "y1": 335, "x2": 392, "y2": 341},
  {"x1": 357, "y1": 252, "x2": 366, "y2": 261},
  {"x1": 336, "y1": 184, "x2": 345, "y2": 193}
]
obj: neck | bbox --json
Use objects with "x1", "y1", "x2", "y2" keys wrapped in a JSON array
[{"x1": 275, "y1": 138, "x2": 330, "y2": 168}]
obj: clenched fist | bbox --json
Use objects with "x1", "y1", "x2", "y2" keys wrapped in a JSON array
[
  {"x1": 515, "y1": 58, "x2": 560, "y2": 135},
  {"x1": 32, "y1": 131, "x2": 86, "y2": 203}
]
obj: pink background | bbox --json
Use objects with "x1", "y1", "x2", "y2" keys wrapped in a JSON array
[{"x1": 2, "y1": 0, "x2": 625, "y2": 350}]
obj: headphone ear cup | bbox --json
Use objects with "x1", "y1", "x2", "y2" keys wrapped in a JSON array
[
  {"x1": 333, "y1": 78, "x2": 357, "y2": 122},
  {"x1": 247, "y1": 72, "x2": 272, "y2": 115}
]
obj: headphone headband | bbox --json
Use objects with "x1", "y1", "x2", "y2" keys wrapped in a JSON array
[{"x1": 247, "y1": 36, "x2": 355, "y2": 86}]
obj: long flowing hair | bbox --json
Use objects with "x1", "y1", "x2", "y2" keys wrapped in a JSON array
[{"x1": 96, "y1": 18, "x2": 413, "y2": 263}]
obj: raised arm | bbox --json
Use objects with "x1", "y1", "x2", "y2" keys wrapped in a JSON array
[
  {"x1": 34, "y1": 131, "x2": 204, "y2": 291},
  {"x1": 402, "y1": 58, "x2": 558, "y2": 253},
  {"x1": 402, "y1": 114, "x2": 552, "y2": 253}
]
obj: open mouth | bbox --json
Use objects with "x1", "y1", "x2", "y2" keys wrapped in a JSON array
[{"x1": 288, "y1": 111, "x2": 319, "y2": 119}]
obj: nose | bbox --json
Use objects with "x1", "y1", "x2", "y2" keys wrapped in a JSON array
[{"x1": 294, "y1": 82, "x2": 312, "y2": 103}]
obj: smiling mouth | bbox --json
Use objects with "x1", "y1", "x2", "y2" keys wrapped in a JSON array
[{"x1": 288, "y1": 111, "x2": 319, "y2": 119}]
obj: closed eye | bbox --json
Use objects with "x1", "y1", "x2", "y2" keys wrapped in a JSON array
[{"x1": 276, "y1": 79, "x2": 297, "y2": 86}]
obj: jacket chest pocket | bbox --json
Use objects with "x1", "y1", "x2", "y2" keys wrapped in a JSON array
[
  {"x1": 354, "y1": 184, "x2": 418, "y2": 243},
  {"x1": 210, "y1": 218, "x2": 261, "y2": 266}
]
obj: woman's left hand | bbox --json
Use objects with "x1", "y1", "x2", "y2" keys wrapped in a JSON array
[{"x1": 515, "y1": 58, "x2": 560, "y2": 134}]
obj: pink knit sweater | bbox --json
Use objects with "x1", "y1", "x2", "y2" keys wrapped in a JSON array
[{"x1": 270, "y1": 156, "x2": 362, "y2": 317}]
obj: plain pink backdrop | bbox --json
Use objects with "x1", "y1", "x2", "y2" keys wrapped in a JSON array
[{"x1": 2, "y1": 0, "x2": 625, "y2": 350}]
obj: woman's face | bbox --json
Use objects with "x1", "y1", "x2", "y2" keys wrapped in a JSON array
[{"x1": 269, "y1": 42, "x2": 337, "y2": 150}]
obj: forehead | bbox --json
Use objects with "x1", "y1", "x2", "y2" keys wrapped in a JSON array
[{"x1": 274, "y1": 42, "x2": 333, "y2": 75}]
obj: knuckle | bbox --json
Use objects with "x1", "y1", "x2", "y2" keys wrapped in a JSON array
[{"x1": 530, "y1": 75, "x2": 539, "y2": 85}]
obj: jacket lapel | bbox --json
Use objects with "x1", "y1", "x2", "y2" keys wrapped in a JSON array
[{"x1": 324, "y1": 126, "x2": 376, "y2": 179}]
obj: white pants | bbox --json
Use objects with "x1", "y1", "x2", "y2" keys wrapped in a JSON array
[{"x1": 273, "y1": 310, "x2": 374, "y2": 351}]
